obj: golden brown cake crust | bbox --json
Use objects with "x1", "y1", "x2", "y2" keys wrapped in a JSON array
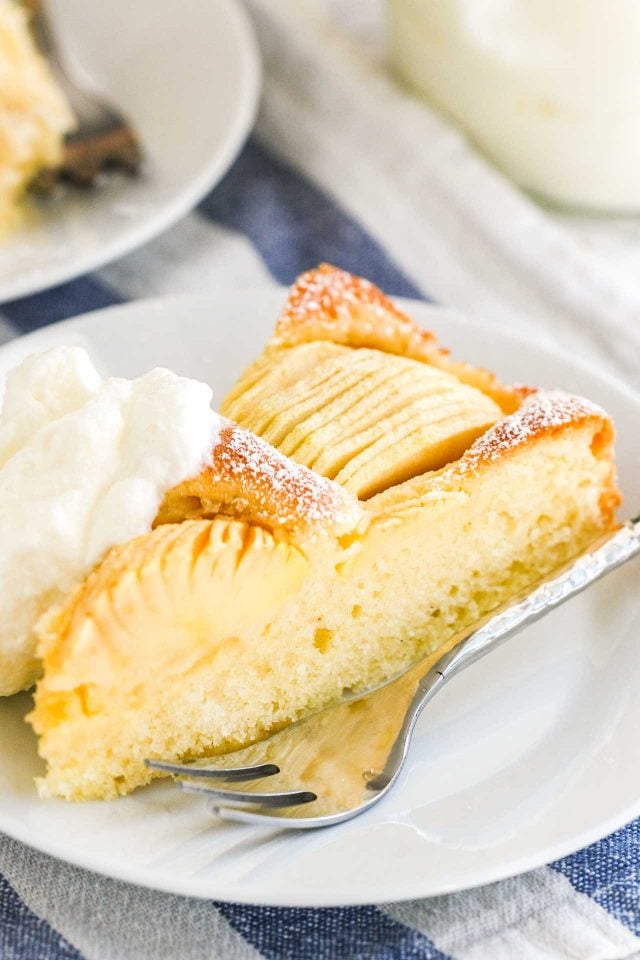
[
  {"x1": 274, "y1": 263, "x2": 440, "y2": 355},
  {"x1": 272, "y1": 264, "x2": 524, "y2": 413},
  {"x1": 453, "y1": 390, "x2": 620, "y2": 525},
  {"x1": 156, "y1": 422, "x2": 362, "y2": 538},
  {"x1": 458, "y1": 390, "x2": 610, "y2": 471}
]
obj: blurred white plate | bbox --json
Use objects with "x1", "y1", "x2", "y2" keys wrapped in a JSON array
[
  {"x1": 0, "y1": 293, "x2": 638, "y2": 907},
  {"x1": 0, "y1": 0, "x2": 260, "y2": 302}
]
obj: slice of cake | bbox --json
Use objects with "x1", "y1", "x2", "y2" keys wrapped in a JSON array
[
  {"x1": 0, "y1": 0, "x2": 75, "y2": 231},
  {"x1": 28, "y1": 266, "x2": 619, "y2": 800}
]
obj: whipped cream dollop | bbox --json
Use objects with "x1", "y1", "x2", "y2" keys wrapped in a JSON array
[{"x1": 0, "y1": 346, "x2": 220, "y2": 696}]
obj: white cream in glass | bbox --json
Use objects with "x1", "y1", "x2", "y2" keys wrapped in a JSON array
[{"x1": 388, "y1": 0, "x2": 640, "y2": 211}]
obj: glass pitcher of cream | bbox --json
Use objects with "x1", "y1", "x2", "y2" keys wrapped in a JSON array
[{"x1": 388, "y1": 0, "x2": 640, "y2": 212}]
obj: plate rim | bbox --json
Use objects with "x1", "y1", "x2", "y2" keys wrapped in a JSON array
[
  {"x1": 0, "y1": 291, "x2": 639, "y2": 907},
  {"x1": 0, "y1": 1, "x2": 261, "y2": 304}
]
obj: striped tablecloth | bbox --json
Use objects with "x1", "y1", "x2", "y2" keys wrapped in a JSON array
[{"x1": 2, "y1": 2, "x2": 640, "y2": 957}]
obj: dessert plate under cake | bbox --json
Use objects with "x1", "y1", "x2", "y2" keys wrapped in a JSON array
[
  {"x1": 0, "y1": 291, "x2": 638, "y2": 906},
  {"x1": 0, "y1": 0, "x2": 259, "y2": 301}
]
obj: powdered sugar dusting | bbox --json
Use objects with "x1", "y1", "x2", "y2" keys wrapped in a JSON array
[
  {"x1": 457, "y1": 390, "x2": 608, "y2": 476},
  {"x1": 274, "y1": 263, "x2": 438, "y2": 351},
  {"x1": 209, "y1": 424, "x2": 361, "y2": 536}
]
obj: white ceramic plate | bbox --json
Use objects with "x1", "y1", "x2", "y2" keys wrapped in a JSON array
[
  {"x1": 0, "y1": 293, "x2": 638, "y2": 907},
  {"x1": 0, "y1": 0, "x2": 260, "y2": 302}
]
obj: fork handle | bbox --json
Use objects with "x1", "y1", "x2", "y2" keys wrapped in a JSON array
[
  {"x1": 373, "y1": 516, "x2": 640, "y2": 788},
  {"x1": 434, "y1": 515, "x2": 640, "y2": 686}
]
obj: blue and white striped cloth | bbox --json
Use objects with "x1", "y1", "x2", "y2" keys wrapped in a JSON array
[{"x1": 2, "y1": 2, "x2": 640, "y2": 957}]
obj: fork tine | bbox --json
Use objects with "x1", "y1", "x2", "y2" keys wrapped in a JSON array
[
  {"x1": 145, "y1": 759, "x2": 280, "y2": 781},
  {"x1": 179, "y1": 780, "x2": 317, "y2": 808}
]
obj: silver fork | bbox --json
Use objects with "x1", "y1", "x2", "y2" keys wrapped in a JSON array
[
  {"x1": 25, "y1": 0, "x2": 141, "y2": 189},
  {"x1": 147, "y1": 515, "x2": 640, "y2": 829}
]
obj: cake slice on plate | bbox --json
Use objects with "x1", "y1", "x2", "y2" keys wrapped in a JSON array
[{"x1": 29, "y1": 266, "x2": 619, "y2": 800}]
